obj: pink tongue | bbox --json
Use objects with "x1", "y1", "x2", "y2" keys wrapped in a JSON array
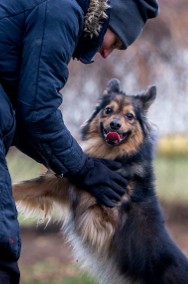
[{"x1": 105, "y1": 132, "x2": 121, "y2": 142}]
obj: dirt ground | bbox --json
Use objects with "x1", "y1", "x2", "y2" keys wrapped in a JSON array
[{"x1": 18, "y1": 204, "x2": 188, "y2": 283}]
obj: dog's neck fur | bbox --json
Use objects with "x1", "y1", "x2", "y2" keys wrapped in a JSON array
[{"x1": 81, "y1": 136, "x2": 127, "y2": 160}]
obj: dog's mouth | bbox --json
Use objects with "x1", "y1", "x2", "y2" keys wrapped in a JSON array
[{"x1": 101, "y1": 124, "x2": 130, "y2": 146}]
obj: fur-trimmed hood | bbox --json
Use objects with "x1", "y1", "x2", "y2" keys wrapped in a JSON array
[
  {"x1": 84, "y1": 0, "x2": 110, "y2": 38},
  {"x1": 73, "y1": 0, "x2": 110, "y2": 64}
]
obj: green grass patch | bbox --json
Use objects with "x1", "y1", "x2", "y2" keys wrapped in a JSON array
[
  {"x1": 7, "y1": 147, "x2": 42, "y2": 183},
  {"x1": 60, "y1": 274, "x2": 97, "y2": 284},
  {"x1": 21, "y1": 277, "x2": 96, "y2": 284},
  {"x1": 155, "y1": 155, "x2": 188, "y2": 204},
  {"x1": 21, "y1": 276, "x2": 96, "y2": 284},
  {"x1": 20, "y1": 261, "x2": 97, "y2": 284}
]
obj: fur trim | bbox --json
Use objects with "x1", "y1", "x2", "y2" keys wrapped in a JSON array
[{"x1": 84, "y1": 0, "x2": 110, "y2": 38}]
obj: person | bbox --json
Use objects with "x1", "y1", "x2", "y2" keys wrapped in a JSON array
[{"x1": 0, "y1": 0, "x2": 159, "y2": 283}]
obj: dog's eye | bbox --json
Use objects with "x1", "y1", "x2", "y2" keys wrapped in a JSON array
[
  {"x1": 104, "y1": 107, "x2": 113, "y2": 115},
  {"x1": 126, "y1": 113, "x2": 134, "y2": 120}
]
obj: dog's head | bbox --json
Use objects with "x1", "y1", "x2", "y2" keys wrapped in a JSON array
[{"x1": 81, "y1": 79, "x2": 156, "y2": 158}]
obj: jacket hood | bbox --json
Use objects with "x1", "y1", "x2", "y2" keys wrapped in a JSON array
[
  {"x1": 73, "y1": 0, "x2": 110, "y2": 64},
  {"x1": 109, "y1": 0, "x2": 159, "y2": 49},
  {"x1": 84, "y1": 0, "x2": 110, "y2": 38}
]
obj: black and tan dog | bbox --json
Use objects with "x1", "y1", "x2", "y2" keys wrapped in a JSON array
[{"x1": 13, "y1": 79, "x2": 188, "y2": 284}]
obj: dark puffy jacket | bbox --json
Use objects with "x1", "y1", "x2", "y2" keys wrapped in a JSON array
[{"x1": 0, "y1": 0, "x2": 159, "y2": 176}]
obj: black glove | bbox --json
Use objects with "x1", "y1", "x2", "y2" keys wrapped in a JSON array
[{"x1": 67, "y1": 157, "x2": 128, "y2": 208}]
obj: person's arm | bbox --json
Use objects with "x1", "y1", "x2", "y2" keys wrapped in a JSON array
[
  {"x1": 15, "y1": 0, "x2": 127, "y2": 207},
  {"x1": 15, "y1": 0, "x2": 85, "y2": 175}
]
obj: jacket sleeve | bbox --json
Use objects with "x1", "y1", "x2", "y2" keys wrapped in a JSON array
[{"x1": 15, "y1": 0, "x2": 87, "y2": 175}]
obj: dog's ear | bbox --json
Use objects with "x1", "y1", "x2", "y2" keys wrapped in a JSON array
[
  {"x1": 103, "y1": 78, "x2": 121, "y2": 95},
  {"x1": 137, "y1": 85, "x2": 157, "y2": 112},
  {"x1": 87, "y1": 78, "x2": 122, "y2": 122}
]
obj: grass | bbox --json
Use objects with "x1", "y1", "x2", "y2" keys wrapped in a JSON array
[
  {"x1": 7, "y1": 147, "x2": 42, "y2": 183},
  {"x1": 21, "y1": 274, "x2": 96, "y2": 284},
  {"x1": 21, "y1": 278, "x2": 95, "y2": 284},
  {"x1": 20, "y1": 262, "x2": 97, "y2": 284},
  {"x1": 155, "y1": 155, "x2": 188, "y2": 204}
]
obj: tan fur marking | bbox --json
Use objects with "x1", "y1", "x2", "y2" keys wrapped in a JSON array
[{"x1": 75, "y1": 192, "x2": 119, "y2": 253}]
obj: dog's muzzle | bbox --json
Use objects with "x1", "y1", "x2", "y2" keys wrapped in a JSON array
[{"x1": 100, "y1": 123, "x2": 130, "y2": 146}]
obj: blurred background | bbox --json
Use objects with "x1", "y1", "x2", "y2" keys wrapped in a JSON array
[{"x1": 7, "y1": 0, "x2": 188, "y2": 283}]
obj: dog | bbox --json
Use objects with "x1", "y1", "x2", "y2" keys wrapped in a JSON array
[{"x1": 13, "y1": 79, "x2": 188, "y2": 284}]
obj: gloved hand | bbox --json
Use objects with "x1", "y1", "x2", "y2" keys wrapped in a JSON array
[{"x1": 67, "y1": 157, "x2": 127, "y2": 207}]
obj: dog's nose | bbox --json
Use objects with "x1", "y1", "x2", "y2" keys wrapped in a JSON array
[{"x1": 110, "y1": 119, "x2": 121, "y2": 130}]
